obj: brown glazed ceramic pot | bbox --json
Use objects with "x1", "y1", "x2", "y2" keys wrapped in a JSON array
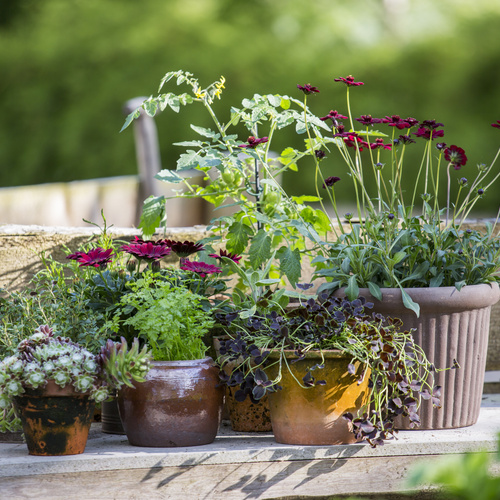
[
  {"x1": 12, "y1": 381, "x2": 95, "y2": 456},
  {"x1": 118, "y1": 358, "x2": 223, "y2": 447},
  {"x1": 265, "y1": 350, "x2": 370, "y2": 445},
  {"x1": 343, "y1": 283, "x2": 500, "y2": 429},
  {"x1": 213, "y1": 337, "x2": 272, "y2": 432}
]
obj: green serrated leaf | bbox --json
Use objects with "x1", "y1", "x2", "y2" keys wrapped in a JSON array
[
  {"x1": 120, "y1": 109, "x2": 141, "y2": 133},
  {"x1": 267, "y1": 94, "x2": 281, "y2": 107},
  {"x1": 190, "y1": 125, "x2": 220, "y2": 139},
  {"x1": 277, "y1": 247, "x2": 301, "y2": 288},
  {"x1": 138, "y1": 195, "x2": 166, "y2": 238},
  {"x1": 226, "y1": 221, "x2": 252, "y2": 255},
  {"x1": 155, "y1": 169, "x2": 186, "y2": 184},
  {"x1": 249, "y1": 230, "x2": 272, "y2": 269},
  {"x1": 143, "y1": 99, "x2": 158, "y2": 117}
]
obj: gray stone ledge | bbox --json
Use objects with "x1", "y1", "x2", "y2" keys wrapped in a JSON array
[{"x1": 0, "y1": 396, "x2": 499, "y2": 499}]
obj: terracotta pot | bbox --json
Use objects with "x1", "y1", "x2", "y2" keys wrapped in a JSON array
[
  {"x1": 342, "y1": 283, "x2": 500, "y2": 429},
  {"x1": 118, "y1": 358, "x2": 223, "y2": 447},
  {"x1": 12, "y1": 380, "x2": 95, "y2": 456},
  {"x1": 265, "y1": 350, "x2": 370, "y2": 445},
  {"x1": 213, "y1": 337, "x2": 272, "y2": 432}
]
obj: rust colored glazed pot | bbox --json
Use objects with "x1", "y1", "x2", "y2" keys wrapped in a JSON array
[
  {"x1": 213, "y1": 337, "x2": 271, "y2": 432},
  {"x1": 342, "y1": 283, "x2": 500, "y2": 429},
  {"x1": 265, "y1": 350, "x2": 370, "y2": 445},
  {"x1": 118, "y1": 358, "x2": 223, "y2": 447},
  {"x1": 12, "y1": 381, "x2": 95, "y2": 456}
]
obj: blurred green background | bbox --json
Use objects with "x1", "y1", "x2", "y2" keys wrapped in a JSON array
[{"x1": 1, "y1": 0, "x2": 499, "y2": 214}]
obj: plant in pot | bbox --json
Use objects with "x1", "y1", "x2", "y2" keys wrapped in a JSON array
[
  {"x1": 0, "y1": 325, "x2": 151, "y2": 455},
  {"x1": 301, "y1": 77, "x2": 500, "y2": 429},
  {"x1": 59, "y1": 218, "x2": 234, "y2": 433},
  {"x1": 106, "y1": 270, "x2": 224, "y2": 447},
  {"x1": 217, "y1": 291, "x2": 449, "y2": 447}
]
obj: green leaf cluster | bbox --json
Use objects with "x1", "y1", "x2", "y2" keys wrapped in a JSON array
[{"x1": 108, "y1": 272, "x2": 214, "y2": 361}]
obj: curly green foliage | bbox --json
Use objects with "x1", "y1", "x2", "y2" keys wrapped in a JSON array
[{"x1": 108, "y1": 272, "x2": 214, "y2": 361}]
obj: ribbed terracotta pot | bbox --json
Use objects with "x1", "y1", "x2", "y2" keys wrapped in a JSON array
[
  {"x1": 12, "y1": 381, "x2": 95, "y2": 456},
  {"x1": 118, "y1": 358, "x2": 223, "y2": 447},
  {"x1": 346, "y1": 283, "x2": 500, "y2": 429},
  {"x1": 265, "y1": 350, "x2": 370, "y2": 445},
  {"x1": 213, "y1": 337, "x2": 272, "y2": 432}
]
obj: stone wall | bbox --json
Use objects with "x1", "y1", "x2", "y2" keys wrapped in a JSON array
[{"x1": 0, "y1": 223, "x2": 499, "y2": 371}]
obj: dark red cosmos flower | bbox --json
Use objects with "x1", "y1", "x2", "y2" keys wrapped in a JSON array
[
  {"x1": 436, "y1": 142, "x2": 447, "y2": 150},
  {"x1": 334, "y1": 76, "x2": 364, "y2": 87},
  {"x1": 121, "y1": 239, "x2": 171, "y2": 261},
  {"x1": 67, "y1": 247, "x2": 114, "y2": 268},
  {"x1": 421, "y1": 119, "x2": 444, "y2": 129},
  {"x1": 413, "y1": 127, "x2": 444, "y2": 140},
  {"x1": 238, "y1": 136, "x2": 269, "y2": 149},
  {"x1": 355, "y1": 115, "x2": 382, "y2": 126},
  {"x1": 381, "y1": 115, "x2": 416, "y2": 130},
  {"x1": 315, "y1": 149, "x2": 326, "y2": 159},
  {"x1": 369, "y1": 138, "x2": 392, "y2": 150},
  {"x1": 394, "y1": 135, "x2": 416, "y2": 145},
  {"x1": 163, "y1": 240, "x2": 204, "y2": 258},
  {"x1": 209, "y1": 249, "x2": 242, "y2": 264},
  {"x1": 404, "y1": 117, "x2": 419, "y2": 127},
  {"x1": 180, "y1": 260, "x2": 222, "y2": 277},
  {"x1": 492, "y1": 120, "x2": 500, "y2": 129},
  {"x1": 320, "y1": 110, "x2": 348, "y2": 122},
  {"x1": 323, "y1": 176, "x2": 341, "y2": 188},
  {"x1": 297, "y1": 84, "x2": 320, "y2": 95},
  {"x1": 343, "y1": 134, "x2": 365, "y2": 151},
  {"x1": 444, "y1": 145, "x2": 468, "y2": 170}
]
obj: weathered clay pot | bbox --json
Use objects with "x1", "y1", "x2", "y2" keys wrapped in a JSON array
[
  {"x1": 265, "y1": 350, "x2": 370, "y2": 445},
  {"x1": 12, "y1": 381, "x2": 95, "y2": 456},
  {"x1": 118, "y1": 358, "x2": 223, "y2": 447},
  {"x1": 345, "y1": 283, "x2": 500, "y2": 429},
  {"x1": 213, "y1": 337, "x2": 272, "y2": 432}
]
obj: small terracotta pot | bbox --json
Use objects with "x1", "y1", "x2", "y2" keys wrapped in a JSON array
[
  {"x1": 213, "y1": 337, "x2": 272, "y2": 432},
  {"x1": 12, "y1": 381, "x2": 95, "y2": 456},
  {"x1": 118, "y1": 358, "x2": 223, "y2": 447},
  {"x1": 265, "y1": 350, "x2": 370, "y2": 445}
]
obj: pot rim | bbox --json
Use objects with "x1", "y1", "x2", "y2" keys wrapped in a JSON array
[
  {"x1": 266, "y1": 349, "x2": 350, "y2": 360},
  {"x1": 149, "y1": 356, "x2": 214, "y2": 367},
  {"x1": 337, "y1": 282, "x2": 500, "y2": 310}
]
